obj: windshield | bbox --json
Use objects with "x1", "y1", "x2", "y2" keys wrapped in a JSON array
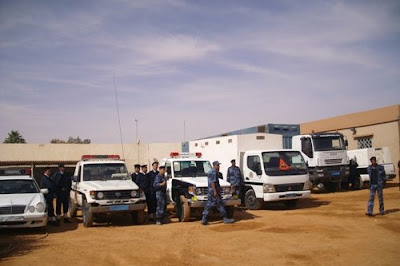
[
  {"x1": 83, "y1": 163, "x2": 128, "y2": 181},
  {"x1": 0, "y1": 180, "x2": 40, "y2": 194},
  {"x1": 173, "y1": 160, "x2": 212, "y2": 177},
  {"x1": 262, "y1": 151, "x2": 308, "y2": 176},
  {"x1": 312, "y1": 136, "x2": 346, "y2": 151}
]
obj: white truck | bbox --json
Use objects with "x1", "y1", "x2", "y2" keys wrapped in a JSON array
[
  {"x1": 69, "y1": 155, "x2": 147, "y2": 227},
  {"x1": 161, "y1": 152, "x2": 241, "y2": 222},
  {"x1": 292, "y1": 133, "x2": 349, "y2": 192},
  {"x1": 347, "y1": 147, "x2": 396, "y2": 189},
  {"x1": 189, "y1": 134, "x2": 311, "y2": 209}
]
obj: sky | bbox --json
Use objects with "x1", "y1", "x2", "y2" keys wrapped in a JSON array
[{"x1": 0, "y1": 0, "x2": 399, "y2": 144}]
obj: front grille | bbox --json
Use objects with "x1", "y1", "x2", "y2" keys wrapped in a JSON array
[
  {"x1": 103, "y1": 191, "x2": 132, "y2": 199},
  {"x1": 325, "y1": 159, "x2": 343, "y2": 164},
  {"x1": 0, "y1": 205, "x2": 26, "y2": 215},
  {"x1": 275, "y1": 183, "x2": 304, "y2": 193}
]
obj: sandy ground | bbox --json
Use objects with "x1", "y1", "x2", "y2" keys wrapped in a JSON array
[{"x1": 1, "y1": 184, "x2": 400, "y2": 266}]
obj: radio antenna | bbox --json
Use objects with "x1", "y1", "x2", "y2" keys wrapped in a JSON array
[{"x1": 113, "y1": 73, "x2": 125, "y2": 159}]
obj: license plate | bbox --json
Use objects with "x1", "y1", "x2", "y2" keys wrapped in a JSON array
[
  {"x1": 0, "y1": 216, "x2": 24, "y2": 222},
  {"x1": 109, "y1": 205, "x2": 129, "y2": 211},
  {"x1": 286, "y1": 193, "x2": 297, "y2": 198},
  {"x1": 332, "y1": 171, "x2": 340, "y2": 176}
]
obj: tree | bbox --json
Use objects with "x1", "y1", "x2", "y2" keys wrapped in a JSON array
[
  {"x1": 3, "y1": 130, "x2": 26, "y2": 143},
  {"x1": 50, "y1": 136, "x2": 91, "y2": 144}
]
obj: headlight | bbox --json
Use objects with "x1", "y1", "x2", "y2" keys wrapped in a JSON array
[
  {"x1": 97, "y1": 191, "x2": 104, "y2": 199},
  {"x1": 195, "y1": 187, "x2": 203, "y2": 195},
  {"x1": 303, "y1": 180, "x2": 312, "y2": 190},
  {"x1": 263, "y1": 183, "x2": 275, "y2": 193},
  {"x1": 188, "y1": 186, "x2": 195, "y2": 195},
  {"x1": 130, "y1": 190, "x2": 138, "y2": 198},
  {"x1": 222, "y1": 187, "x2": 232, "y2": 194},
  {"x1": 90, "y1": 191, "x2": 96, "y2": 199},
  {"x1": 28, "y1": 206, "x2": 35, "y2": 213},
  {"x1": 36, "y1": 202, "x2": 46, "y2": 213}
]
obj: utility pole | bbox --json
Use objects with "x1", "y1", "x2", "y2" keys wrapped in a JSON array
[{"x1": 135, "y1": 118, "x2": 140, "y2": 163}]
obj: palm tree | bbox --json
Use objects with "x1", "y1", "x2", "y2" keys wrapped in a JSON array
[{"x1": 3, "y1": 130, "x2": 27, "y2": 143}]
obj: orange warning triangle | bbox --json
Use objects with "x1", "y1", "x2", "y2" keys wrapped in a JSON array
[{"x1": 279, "y1": 158, "x2": 291, "y2": 170}]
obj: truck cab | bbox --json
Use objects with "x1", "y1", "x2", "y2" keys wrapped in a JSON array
[
  {"x1": 161, "y1": 152, "x2": 241, "y2": 222},
  {"x1": 242, "y1": 150, "x2": 311, "y2": 209},
  {"x1": 292, "y1": 133, "x2": 349, "y2": 192},
  {"x1": 69, "y1": 155, "x2": 146, "y2": 227}
]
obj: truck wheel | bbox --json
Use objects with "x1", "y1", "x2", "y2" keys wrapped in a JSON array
[
  {"x1": 284, "y1": 200, "x2": 298, "y2": 208},
  {"x1": 225, "y1": 206, "x2": 234, "y2": 219},
  {"x1": 69, "y1": 198, "x2": 77, "y2": 218},
  {"x1": 132, "y1": 210, "x2": 145, "y2": 225},
  {"x1": 244, "y1": 189, "x2": 263, "y2": 210},
  {"x1": 177, "y1": 195, "x2": 190, "y2": 222},
  {"x1": 326, "y1": 182, "x2": 338, "y2": 192},
  {"x1": 82, "y1": 199, "x2": 93, "y2": 227}
]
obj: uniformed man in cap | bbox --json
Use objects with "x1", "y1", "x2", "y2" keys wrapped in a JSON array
[
  {"x1": 153, "y1": 165, "x2": 167, "y2": 225},
  {"x1": 227, "y1": 159, "x2": 242, "y2": 198},
  {"x1": 201, "y1": 161, "x2": 235, "y2": 225},
  {"x1": 40, "y1": 167, "x2": 57, "y2": 225},
  {"x1": 135, "y1": 165, "x2": 148, "y2": 193},
  {"x1": 146, "y1": 162, "x2": 158, "y2": 221},
  {"x1": 52, "y1": 163, "x2": 72, "y2": 224},
  {"x1": 131, "y1": 164, "x2": 141, "y2": 183},
  {"x1": 366, "y1": 156, "x2": 386, "y2": 216}
]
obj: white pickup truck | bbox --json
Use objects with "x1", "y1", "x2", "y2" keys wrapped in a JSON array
[{"x1": 69, "y1": 155, "x2": 146, "y2": 227}]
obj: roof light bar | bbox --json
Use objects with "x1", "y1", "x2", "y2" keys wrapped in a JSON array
[{"x1": 81, "y1": 155, "x2": 120, "y2": 161}]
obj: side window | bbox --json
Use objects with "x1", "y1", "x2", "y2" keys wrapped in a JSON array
[
  {"x1": 301, "y1": 137, "x2": 313, "y2": 158},
  {"x1": 247, "y1": 155, "x2": 261, "y2": 173},
  {"x1": 166, "y1": 162, "x2": 172, "y2": 177},
  {"x1": 77, "y1": 166, "x2": 81, "y2": 182}
]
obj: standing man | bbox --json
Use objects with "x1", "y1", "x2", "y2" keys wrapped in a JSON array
[
  {"x1": 141, "y1": 165, "x2": 148, "y2": 176},
  {"x1": 201, "y1": 161, "x2": 235, "y2": 225},
  {"x1": 366, "y1": 156, "x2": 386, "y2": 216},
  {"x1": 40, "y1": 167, "x2": 57, "y2": 226},
  {"x1": 146, "y1": 162, "x2": 158, "y2": 221},
  {"x1": 153, "y1": 166, "x2": 167, "y2": 225},
  {"x1": 131, "y1": 164, "x2": 141, "y2": 183},
  {"x1": 227, "y1": 159, "x2": 242, "y2": 198},
  {"x1": 53, "y1": 163, "x2": 72, "y2": 224},
  {"x1": 135, "y1": 166, "x2": 147, "y2": 194}
]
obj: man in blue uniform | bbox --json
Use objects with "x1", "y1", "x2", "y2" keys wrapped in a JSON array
[
  {"x1": 135, "y1": 166, "x2": 148, "y2": 193},
  {"x1": 227, "y1": 159, "x2": 242, "y2": 198},
  {"x1": 153, "y1": 165, "x2": 167, "y2": 225},
  {"x1": 52, "y1": 163, "x2": 72, "y2": 224},
  {"x1": 201, "y1": 161, "x2": 235, "y2": 225},
  {"x1": 40, "y1": 167, "x2": 57, "y2": 226},
  {"x1": 366, "y1": 156, "x2": 386, "y2": 216},
  {"x1": 146, "y1": 162, "x2": 158, "y2": 221},
  {"x1": 131, "y1": 164, "x2": 141, "y2": 183}
]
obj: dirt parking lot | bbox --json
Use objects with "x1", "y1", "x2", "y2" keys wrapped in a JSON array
[{"x1": 1, "y1": 185, "x2": 400, "y2": 266}]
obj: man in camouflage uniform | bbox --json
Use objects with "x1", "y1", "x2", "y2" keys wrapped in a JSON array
[
  {"x1": 153, "y1": 166, "x2": 167, "y2": 225},
  {"x1": 201, "y1": 161, "x2": 235, "y2": 225},
  {"x1": 366, "y1": 156, "x2": 385, "y2": 216},
  {"x1": 227, "y1": 159, "x2": 242, "y2": 198}
]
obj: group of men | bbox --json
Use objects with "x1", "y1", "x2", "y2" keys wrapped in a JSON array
[{"x1": 40, "y1": 164, "x2": 71, "y2": 226}]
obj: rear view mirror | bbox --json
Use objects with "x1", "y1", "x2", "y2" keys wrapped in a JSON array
[
  {"x1": 40, "y1": 188, "x2": 49, "y2": 194},
  {"x1": 72, "y1": 176, "x2": 79, "y2": 182},
  {"x1": 256, "y1": 169, "x2": 262, "y2": 176}
]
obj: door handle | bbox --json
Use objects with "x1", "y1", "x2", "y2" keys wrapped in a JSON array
[{"x1": 245, "y1": 177, "x2": 249, "y2": 180}]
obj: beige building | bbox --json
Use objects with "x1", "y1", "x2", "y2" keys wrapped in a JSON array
[
  {"x1": 0, "y1": 143, "x2": 181, "y2": 182},
  {"x1": 301, "y1": 105, "x2": 400, "y2": 181}
]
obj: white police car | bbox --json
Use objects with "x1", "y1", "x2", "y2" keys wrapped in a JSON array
[{"x1": 0, "y1": 175, "x2": 48, "y2": 228}]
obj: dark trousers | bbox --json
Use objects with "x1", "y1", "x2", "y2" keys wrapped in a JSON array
[
  {"x1": 367, "y1": 184, "x2": 384, "y2": 214},
  {"x1": 156, "y1": 190, "x2": 166, "y2": 220},
  {"x1": 145, "y1": 188, "x2": 157, "y2": 214},
  {"x1": 45, "y1": 193, "x2": 55, "y2": 217},
  {"x1": 56, "y1": 191, "x2": 69, "y2": 216}
]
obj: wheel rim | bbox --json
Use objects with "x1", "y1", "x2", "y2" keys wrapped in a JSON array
[{"x1": 247, "y1": 193, "x2": 256, "y2": 206}]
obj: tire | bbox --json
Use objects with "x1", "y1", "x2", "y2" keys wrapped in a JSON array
[
  {"x1": 176, "y1": 195, "x2": 190, "y2": 222},
  {"x1": 132, "y1": 210, "x2": 145, "y2": 225},
  {"x1": 244, "y1": 189, "x2": 263, "y2": 210},
  {"x1": 69, "y1": 198, "x2": 77, "y2": 218},
  {"x1": 225, "y1": 206, "x2": 234, "y2": 219},
  {"x1": 82, "y1": 199, "x2": 93, "y2": 227},
  {"x1": 326, "y1": 182, "x2": 338, "y2": 192},
  {"x1": 284, "y1": 199, "x2": 298, "y2": 208}
]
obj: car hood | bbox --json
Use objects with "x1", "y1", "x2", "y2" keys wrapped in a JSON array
[
  {"x1": 81, "y1": 180, "x2": 138, "y2": 190},
  {"x1": 176, "y1": 177, "x2": 231, "y2": 188},
  {"x1": 0, "y1": 193, "x2": 43, "y2": 207}
]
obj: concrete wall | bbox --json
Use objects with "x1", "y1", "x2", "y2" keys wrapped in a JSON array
[{"x1": 0, "y1": 143, "x2": 181, "y2": 172}]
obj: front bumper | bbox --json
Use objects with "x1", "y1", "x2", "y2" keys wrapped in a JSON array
[
  {"x1": 89, "y1": 203, "x2": 146, "y2": 214},
  {"x1": 263, "y1": 190, "x2": 311, "y2": 202},
  {"x1": 0, "y1": 213, "x2": 48, "y2": 228},
  {"x1": 309, "y1": 166, "x2": 349, "y2": 184}
]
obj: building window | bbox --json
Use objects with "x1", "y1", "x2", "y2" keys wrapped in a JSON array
[
  {"x1": 256, "y1": 135, "x2": 265, "y2": 140},
  {"x1": 216, "y1": 140, "x2": 220, "y2": 144},
  {"x1": 205, "y1": 142, "x2": 208, "y2": 146},
  {"x1": 357, "y1": 137, "x2": 372, "y2": 149},
  {"x1": 195, "y1": 143, "x2": 198, "y2": 147},
  {"x1": 228, "y1": 139, "x2": 232, "y2": 143}
]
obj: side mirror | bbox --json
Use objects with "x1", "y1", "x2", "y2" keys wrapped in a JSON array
[
  {"x1": 40, "y1": 188, "x2": 49, "y2": 194},
  {"x1": 72, "y1": 176, "x2": 79, "y2": 182},
  {"x1": 256, "y1": 169, "x2": 262, "y2": 176}
]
